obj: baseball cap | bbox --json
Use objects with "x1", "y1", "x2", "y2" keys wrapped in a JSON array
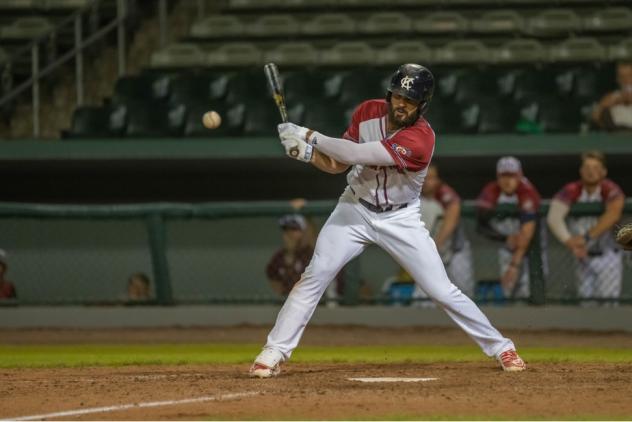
[
  {"x1": 496, "y1": 156, "x2": 522, "y2": 175},
  {"x1": 278, "y1": 214, "x2": 307, "y2": 231}
]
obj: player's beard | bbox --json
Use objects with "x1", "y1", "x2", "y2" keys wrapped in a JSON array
[{"x1": 388, "y1": 103, "x2": 418, "y2": 129}]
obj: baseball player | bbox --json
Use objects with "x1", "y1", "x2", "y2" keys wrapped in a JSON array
[
  {"x1": 546, "y1": 151, "x2": 625, "y2": 303},
  {"x1": 250, "y1": 64, "x2": 526, "y2": 378},
  {"x1": 476, "y1": 157, "x2": 542, "y2": 300}
]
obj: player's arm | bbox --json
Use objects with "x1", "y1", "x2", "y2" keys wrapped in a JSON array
[
  {"x1": 310, "y1": 148, "x2": 350, "y2": 174},
  {"x1": 510, "y1": 220, "x2": 536, "y2": 266},
  {"x1": 435, "y1": 199, "x2": 460, "y2": 248},
  {"x1": 308, "y1": 133, "x2": 395, "y2": 166},
  {"x1": 546, "y1": 199, "x2": 573, "y2": 243},
  {"x1": 587, "y1": 195, "x2": 624, "y2": 240}
]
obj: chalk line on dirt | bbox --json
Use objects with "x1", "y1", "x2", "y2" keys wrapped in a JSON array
[
  {"x1": 4, "y1": 391, "x2": 259, "y2": 421},
  {"x1": 349, "y1": 377, "x2": 438, "y2": 383}
]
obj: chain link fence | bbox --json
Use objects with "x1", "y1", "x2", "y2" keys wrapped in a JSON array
[{"x1": 0, "y1": 200, "x2": 630, "y2": 306}]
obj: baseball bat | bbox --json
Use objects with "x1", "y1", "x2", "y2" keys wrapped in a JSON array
[{"x1": 264, "y1": 63, "x2": 299, "y2": 157}]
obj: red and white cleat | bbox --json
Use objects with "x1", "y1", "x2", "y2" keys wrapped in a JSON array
[
  {"x1": 497, "y1": 349, "x2": 526, "y2": 372},
  {"x1": 249, "y1": 348, "x2": 284, "y2": 378}
]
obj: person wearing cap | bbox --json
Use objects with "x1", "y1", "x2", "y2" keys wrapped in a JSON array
[
  {"x1": 0, "y1": 249, "x2": 17, "y2": 300},
  {"x1": 547, "y1": 151, "x2": 625, "y2": 304},
  {"x1": 476, "y1": 157, "x2": 542, "y2": 299}
]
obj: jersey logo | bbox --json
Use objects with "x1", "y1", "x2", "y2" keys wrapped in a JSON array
[
  {"x1": 400, "y1": 76, "x2": 414, "y2": 90},
  {"x1": 392, "y1": 143, "x2": 411, "y2": 157}
]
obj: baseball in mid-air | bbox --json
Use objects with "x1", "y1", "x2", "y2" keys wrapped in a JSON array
[{"x1": 202, "y1": 111, "x2": 222, "y2": 129}]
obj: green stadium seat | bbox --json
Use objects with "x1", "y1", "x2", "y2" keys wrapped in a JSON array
[
  {"x1": 434, "y1": 40, "x2": 491, "y2": 64},
  {"x1": 549, "y1": 38, "x2": 606, "y2": 63},
  {"x1": 492, "y1": 39, "x2": 547, "y2": 64},
  {"x1": 206, "y1": 43, "x2": 262, "y2": 67},
  {"x1": 65, "y1": 105, "x2": 127, "y2": 139},
  {"x1": 525, "y1": 9, "x2": 581, "y2": 37},
  {"x1": 112, "y1": 74, "x2": 171, "y2": 105},
  {"x1": 183, "y1": 101, "x2": 244, "y2": 137},
  {"x1": 125, "y1": 101, "x2": 186, "y2": 138},
  {"x1": 225, "y1": 69, "x2": 270, "y2": 105},
  {"x1": 246, "y1": 15, "x2": 300, "y2": 37},
  {"x1": 584, "y1": 8, "x2": 632, "y2": 32},
  {"x1": 302, "y1": 14, "x2": 356, "y2": 36},
  {"x1": 338, "y1": 0, "x2": 393, "y2": 7},
  {"x1": 337, "y1": 70, "x2": 389, "y2": 106},
  {"x1": 285, "y1": 0, "x2": 338, "y2": 8},
  {"x1": 242, "y1": 100, "x2": 280, "y2": 136},
  {"x1": 302, "y1": 101, "x2": 349, "y2": 137},
  {"x1": 609, "y1": 38, "x2": 632, "y2": 61},
  {"x1": 150, "y1": 43, "x2": 205, "y2": 68},
  {"x1": 169, "y1": 71, "x2": 231, "y2": 104},
  {"x1": 517, "y1": 94, "x2": 582, "y2": 133},
  {"x1": 471, "y1": 10, "x2": 524, "y2": 34},
  {"x1": 424, "y1": 101, "x2": 464, "y2": 134},
  {"x1": 320, "y1": 42, "x2": 376, "y2": 66},
  {"x1": 283, "y1": 70, "x2": 332, "y2": 104},
  {"x1": 555, "y1": 65, "x2": 616, "y2": 102},
  {"x1": 360, "y1": 12, "x2": 412, "y2": 34},
  {"x1": 463, "y1": 98, "x2": 519, "y2": 134},
  {"x1": 414, "y1": 12, "x2": 468, "y2": 35},
  {"x1": 189, "y1": 16, "x2": 244, "y2": 39},
  {"x1": 377, "y1": 41, "x2": 433, "y2": 66},
  {"x1": 0, "y1": 0, "x2": 35, "y2": 10},
  {"x1": 452, "y1": 70, "x2": 503, "y2": 104},
  {"x1": 508, "y1": 68, "x2": 562, "y2": 101},
  {"x1": 227, "y1": 0, "x2": 284, "y2": 9},
  {"x1": 0, "y1": 17, "x2": 53, "y2": 41},
  {"x1": 44, "y1": 0, "x2": 91, "y2": 9},
  {"x1": 264, "y1": 43, "x2": 319, "y2": 66}
]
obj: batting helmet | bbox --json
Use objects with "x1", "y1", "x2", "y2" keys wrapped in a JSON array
[{"x1": 386, "y1": 64, "x2": 434, "y2": 116}]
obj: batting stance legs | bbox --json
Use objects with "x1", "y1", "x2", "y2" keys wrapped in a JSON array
[{"x1": 262, "y1": 190, "x2": 515, "y2": 362}]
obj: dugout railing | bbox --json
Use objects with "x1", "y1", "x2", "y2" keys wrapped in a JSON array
[{"x1": 0, "y1": 199, "x2": 630, "y2": 306}]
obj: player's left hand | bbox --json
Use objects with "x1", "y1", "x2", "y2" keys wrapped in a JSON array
[
  {"x1": 281, "y1": 133, "x2": 313, "y2": 163},
  {"x1": 501, "y1": 265, "x2": 519, "y2": 290},
  {"x1": 278, "y1": 122, "x2": 310, "y2": 142}
]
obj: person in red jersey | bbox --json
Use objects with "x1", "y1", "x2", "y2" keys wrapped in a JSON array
[
  {"x1": 547, "y1": 151, "x2": 625, "y2": 304},
  {"x1": 476, "y1": 157, "x2": 542, "y2": 299}
]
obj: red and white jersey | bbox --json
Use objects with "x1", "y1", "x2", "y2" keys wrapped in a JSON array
[
  {"x1": 432, "y1": 183, "x2": 460, "y2": 209},
  {"x1": 554, "y1": 179, "x2": 624, "y2": 252},
  {"x1": 476, "y1": 177, "x2": 541, "y2": 236},
  {"x1": 342, "y1": 99, "x2": 435, "y2": 206}
]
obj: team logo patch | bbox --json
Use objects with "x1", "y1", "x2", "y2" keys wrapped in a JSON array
[
  {"x1": 400, "y1": 76, "x2": 414, "y2": 90},
  {"x1": 522, "y1": 199, "x2": 534, "y2": 212},
  {"x1": 392, "y1": 143, "x2": 411, "y2": 157}
]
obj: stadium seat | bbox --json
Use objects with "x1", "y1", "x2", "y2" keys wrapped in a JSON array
[
  {"x1": 434, "y1": 40, "x2": 491, "y2": 64},
  {"x1": 554, "y1": 65, "x2": 616, "y2": 102},
  {"x1": 302, "y1": 101, "x2": 349, "y2": 137},
  {"x1": 246, "y1": 15, "x2": 300, "y2": 37},
  {"x1": 189, "y1": 16, "x2": 245, "y2": 39},
  {"x1": 583, "y1": 8, "x2": 632, "y2": 32},
  {"x1": 264, "y1": 43, "x2": 319, "y2": 66},
  {"x1": 150, "y1": 43, "x2": 205, "y2": 68},
  {"x1": 609, "y1": 38, "x2": 632, "y2": 61},
  {"x1": 225, "y1": 69, "x2": 270, "y2": 105},
  {"x1": 508, "y1": 68, "x2": 562, "y2": 101},
  {"x1": 283, "y1": 70, "x2": 332, "y2": 104},
  {"x1": 492, "y1": 39, "x2": 547, "y2": 64},
  {"x1": 377, "y1": 41, "x2": 433, "y2": 66},
  {"x1": 360, "y1": 12, "x2": 412, "y2": 34},
  {"x1": 525, "y1": 9, "x2": 581, "y2": 37},
  {"x1": 424, "y1": 101, "x2": 464, "y2": 134},
  {"x1": 169, "y1": 71, "x2": 231, "y2": 105},
  {"x1": 302, "y1": 14, "x2": 356, "y2": 35},
  {"x1": 65, "y1": 105, "x2": 127, "y2": 139},
  {"x1": 241, "y1": 100, "x2": 280, "y2": 136},
  {"x1": 337, "y1": 70, "x2": 389, "y2": 106},
  {"x1": 44, "y1": 0, "x2": 91, "y2": 10},
  {"x1": 517, "y1": 94, "x2": 582, "y2": 133},
  {"x1": 125, "y1": 101, "x2": 186, "y2": 138},
  {"x1": 183, "y1": 101, "x2": 244, "y2": 137},
  {"x1": 112, "y1": 74, "x2": 171, "y2": 105},
  {"x1": 0, "y1": 0, "x2": 35, "y2": 11},
  {"x1": 320, "y1": 42, "x2": 376, "y2": 66},
  {"x1": 414, "y1": 12, "x2": 468, "y2": 35},
  {"x1": 227, "y1": 0, "x2": 283, "y2": 9},
  {"x1": 285, "y1": 0, "x2": 337, "y2": 8},
  {"x1": 206, "y1": 43, "x2": 262, "y2": 67},
  {"x1": 0, "y1": 17, "x2": 53, "y2": 41},
  {"x1": 338, "y1": 0, "x2": 393, "y2": 7},
  {"x1": 451, "y1": 70, "x2": 503, "y2": 104},
  {"x1": 464, "y1": 98, "x2": 519, "y2": 134},
  {"x1": 471, "y1": 10, "x2": 524, "y2": 34},
  {"x1": 549, "y1": 38, "x2": 606, "y2": 63}
]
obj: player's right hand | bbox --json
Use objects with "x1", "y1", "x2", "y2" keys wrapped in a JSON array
[{"x1": 280, "y1": 133, "x2": 313, "y2": 163}]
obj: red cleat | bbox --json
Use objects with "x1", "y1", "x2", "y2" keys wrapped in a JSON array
[{"x1": 497, "y1": 349, "x2": 526, "y2": 372}]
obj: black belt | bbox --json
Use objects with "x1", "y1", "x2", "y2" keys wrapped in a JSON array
[{"x1": 359, "y1": 198, "x2": 408, "y2": 213}]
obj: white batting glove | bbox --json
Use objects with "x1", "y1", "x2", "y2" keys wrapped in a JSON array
[
  {"x1": 278, "y1": 122, "x2": 309, "y2": 142},
  {"x1": 280, "y1": 133, "x2": 313, "y2": 163}
]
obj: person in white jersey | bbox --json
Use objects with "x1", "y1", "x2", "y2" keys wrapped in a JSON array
[{"x1": 250, "y1": 64, "x2": 526, "y2": 377}]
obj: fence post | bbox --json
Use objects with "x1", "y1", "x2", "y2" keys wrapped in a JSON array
[
  {"x1": 528, "y1": 219, "x2": 546, "y2": 305},
  {"x1": 146, "y1": 213, "x2": 173, "y2": 304}
]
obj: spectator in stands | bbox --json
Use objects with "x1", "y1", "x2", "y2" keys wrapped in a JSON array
[
  {"x1": 126, "y1": 272, "x2": 151, "y2": 302},
  {"x1": 547, "y1": 151, "x2": 625, "y2": 304},
  {"x1": 476, "y1": 157, "x2": 542, "y2": 299},
  {"x1": 592, "y1": 62, "x2": 632, "y2": 131},
  {"x1": 0, "y1": 249, "x2": 17, "y2": 300}
]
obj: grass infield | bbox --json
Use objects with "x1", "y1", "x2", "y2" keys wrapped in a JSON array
[{"x1": 1, "y1": 344, "x2": 631, "y2": 368}]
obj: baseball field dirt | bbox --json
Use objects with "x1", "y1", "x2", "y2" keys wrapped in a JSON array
[{"x1": 1, "y1": 325, "x2": 632, "y2": 420}]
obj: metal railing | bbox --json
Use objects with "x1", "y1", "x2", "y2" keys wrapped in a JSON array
[{"x1": 0, "y1": 0, "x2": 129, "y2": 138}]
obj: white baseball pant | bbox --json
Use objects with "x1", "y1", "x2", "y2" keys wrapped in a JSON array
[{"x1": 264, "y1": 189, "x2": 515, "y2": 359}]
